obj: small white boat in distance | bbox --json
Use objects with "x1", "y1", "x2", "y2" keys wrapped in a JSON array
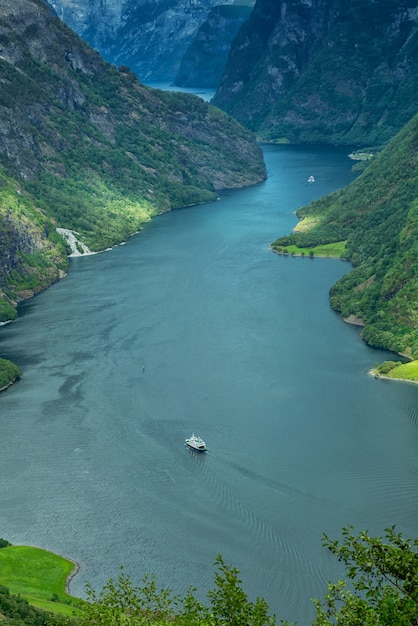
[
  {"x1": 185, "y1": 433, "x2": 207, "y2": 452},
  {"x1": 308, "y1": 175, "x2": 315, "y2": 183}
]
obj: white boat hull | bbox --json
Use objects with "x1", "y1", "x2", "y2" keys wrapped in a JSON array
[{"x1": 185, "y1": 434, "x2": 207, "y2": 452}]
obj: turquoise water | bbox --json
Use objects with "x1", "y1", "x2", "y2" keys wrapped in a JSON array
[
  {"x1": 143, "y1": 81, "x2": 215, "y2": 101},
  {"x1": 1, "y1": 144, "x2": 418, "y2": 624}
]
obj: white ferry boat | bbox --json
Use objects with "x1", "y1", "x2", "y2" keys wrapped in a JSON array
[{"x1": 185, "y1": 434, "x2": 207, "y2": 452}]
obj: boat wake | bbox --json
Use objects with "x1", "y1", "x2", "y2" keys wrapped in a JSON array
[{"x1": 188, "y1": 451, "x2": 330, "y2": 587}]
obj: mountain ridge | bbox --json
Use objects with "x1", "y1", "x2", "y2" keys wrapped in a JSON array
[
  {"x1": 213, "y1": 0, "x2": 418, "y2": 146},
  {"x1": 47, "y1": 0, "x2": 245, "y2": 81}
]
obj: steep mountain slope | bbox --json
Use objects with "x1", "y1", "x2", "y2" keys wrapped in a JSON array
[
  {"x1": 47, "y1": 0, "x2": 242, "y2": 81},
  {"x1": 213, "y1": 0, "x2": 418, "y2": 146},
  {"x1": 175, "y1": 4, "x2": 253, "y2": 88},
  {"x1": 0, "y1": 173, "x2": 68, "y2": 312},
  {"x1": 271, "y1": 112, "x2": 418, "y2": 359},
  {"x1": 0, "y1": 0, "x2": 265, "y2": 314}
]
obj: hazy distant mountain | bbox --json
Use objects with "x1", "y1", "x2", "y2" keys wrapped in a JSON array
[
  {"x1": 213, "y1": 0, "x2": 418, "y2": 146},
  {"x1": 48, "y1": 0, "x2": 248, "y2": 81},
  {"x1": 175, "y1": 4, "x2": 253, "y2": 88}
]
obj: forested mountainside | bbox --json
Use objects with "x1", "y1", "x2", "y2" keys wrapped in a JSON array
[
  {"x1": 47, "y1": 0, "x2": 254, "y2": 82},
  {"x1": 213, "y1": 0, "x2": 418, "y2": 146},
  {"x1": 174, "y1": 4, "x2": 253, "y2": 88},
  {"x1": 0, "y1": 0, "x2": 265, "y2": 320},
  {"x1": 272, "y1": 112, "x2": 418, "y2": 359}
]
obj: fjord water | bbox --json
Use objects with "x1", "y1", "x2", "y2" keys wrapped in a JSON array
[{"x1": 1, "y1": 145, "x2": 418, "y2": 625}]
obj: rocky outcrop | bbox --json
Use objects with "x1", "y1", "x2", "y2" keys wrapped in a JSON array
[
  {"x1": 0, "y1": 180, "x2": 68, "y2": 309},
  {"x1": 48, "y1": 0, "x2": 241, "y2": 81},
  {"x1": 175, "y1": 4, "x2": 253, "y2": 88},
  {"x1": 213, "y1": 0, "x2": 418, "y2": 145}
]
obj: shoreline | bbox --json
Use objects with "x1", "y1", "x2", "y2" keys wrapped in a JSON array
[
  {"x1": 65, "y1": 557, "x2": 80, "y2": 595},
  {"x1": 0, "y1": 380, "x2": 16, "y2": 392},
  {"x1": 369, "y1": 369, "x2": 418, "y2": 386},
  {"x1": 271, "y1": 246, "x2": 418, "y2": 385},
  {"x1": 0, "y1": 544, "x2": 82, "y2": 607}
]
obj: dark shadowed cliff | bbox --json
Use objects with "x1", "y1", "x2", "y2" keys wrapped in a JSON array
[
  {"x1": 175, "y1": 4, "x2": 253, "y2": 88},
  {"x1": 213, "y1": 0, "x2": 418, "y2": 145}
]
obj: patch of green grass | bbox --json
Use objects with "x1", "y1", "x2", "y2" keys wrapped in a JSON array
[
  {"x1": 0, "y1": 546, "x2": 83, "y2": 616},
  {"x1": 382, "y1": 360, "x2": 418, "y2": 382},
  {"x1": 275, "y1": 240, "x2": 348, "y2": 258}
]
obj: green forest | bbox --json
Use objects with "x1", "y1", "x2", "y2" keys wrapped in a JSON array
[
  {"x1": 0, "y1": 0, "x2": 266, "y2": 386},
  {"x1": 271, "y1": 111, "x2": 418, "y2": 364},
  {"x1": 1, "y1": 53, "x2": 264, "y2": 252}
]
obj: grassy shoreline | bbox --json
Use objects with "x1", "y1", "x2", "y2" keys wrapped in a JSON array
[
  {"x1": 270, "y1": 240, "x2": 348, "y2": 258},
  {"x1": 271, "y1": 243, "x2": 418, "y2": 384},
  {"x1": 370, "y1": 360, "x2": 418, "y2": 384},
  {"x1": 0, "y1": 545, "x2": 83, "y2": 616}
]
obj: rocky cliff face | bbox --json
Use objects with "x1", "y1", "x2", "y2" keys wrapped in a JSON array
[
  {"x1": 0, "y1": 176, "x2": 68, "y2": 311},
  {"x1": 48, "y1": 0, "x2": 240, "y2": 81},
  {"x1": 213, "y1": 0, "x2": 418, "y2": 145},
  {"x1": 175, "y1": 4, "x2": 253, "y2": 88}
]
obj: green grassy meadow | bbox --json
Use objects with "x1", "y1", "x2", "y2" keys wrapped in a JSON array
[
  {"x1": 272, "y1": 240, "x2": 348, "y2": 258},
  {"x1": 0, "y1": 545, "x2": 83, "y2": 615},
  {"x1": 378, "y1": 360, "x2": 418, "y2": 383}
]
